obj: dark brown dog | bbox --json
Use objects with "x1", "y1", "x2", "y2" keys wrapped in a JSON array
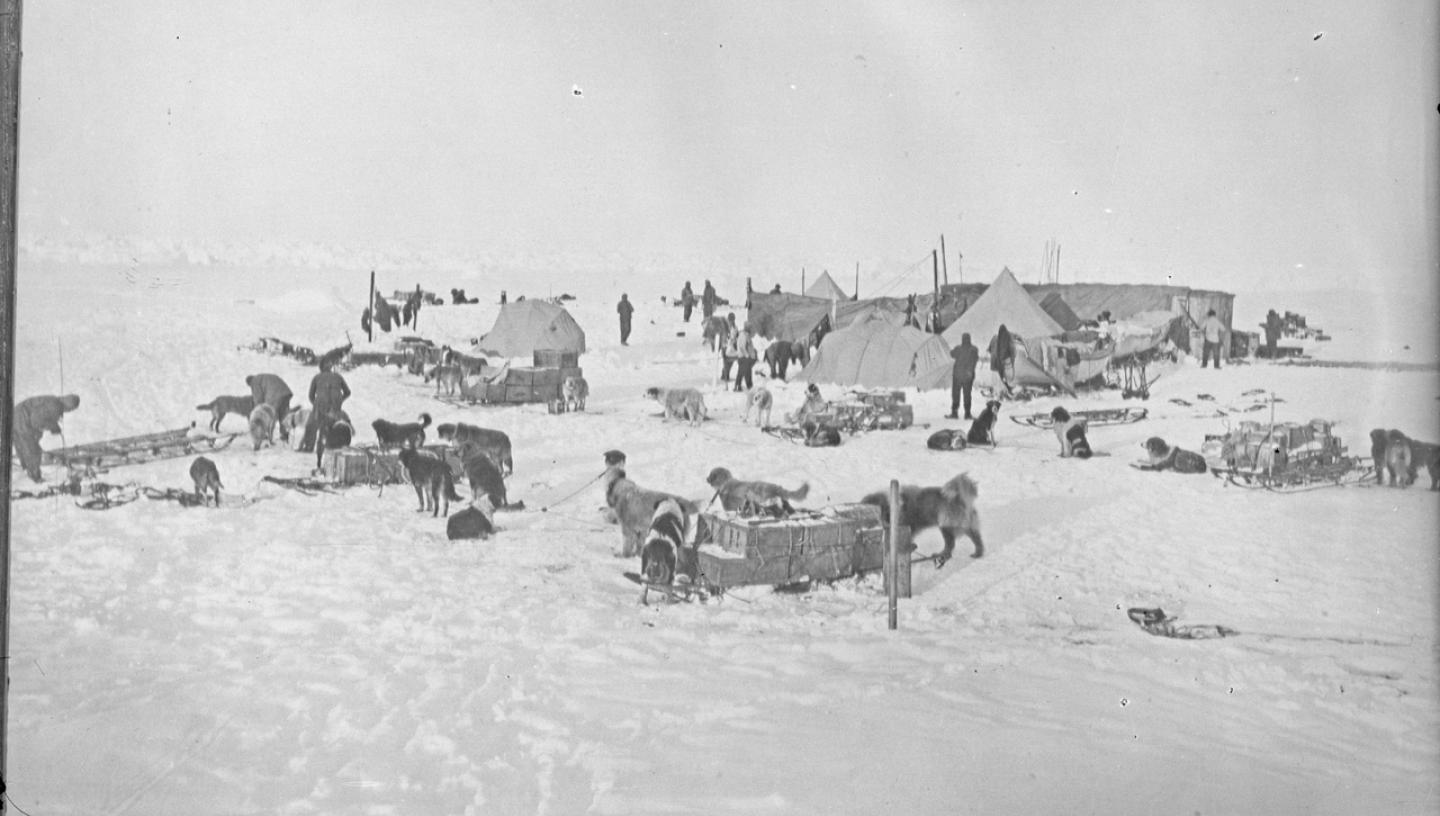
[
  {"x1": 436, "y1": 422, "x2": 513, "y2": 475},
  {"x1": 196, "y1": 395, "x2": 254, "y2": 433},
  {"x1": 861, "y1": 473, "x2": 983, "y2": 568},
  {"x1": 397, "y1": 444, "x2": 462, "y2": 517},
  {"x1": 456, "y1": 440, "x2": 508, "y2": 508},
  {"x1": 1407, "y1": 438, "x2": 1440, "y2": 490},
  {"x1": 373, "y1": 413, "x2": 431, "y2": 451},
  {"x1": 1384, "y1": 429, "x2": 1414, "y2": 487},
  {"x1": 966, "y1": 400, "x2": 1002, "y2": 447},
  {"x1": 188, "y1": 456, "x2": 223, "y2": 507},
  {"x1": 1369, "y1": 428, "x2": 1389, "y2": 484}
]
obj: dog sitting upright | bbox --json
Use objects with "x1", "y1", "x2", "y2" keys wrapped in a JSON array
[
  {"x1": 1050, "y1": 406, "x2": 1092, "y2": 459},
  {"x1": 397, "y1": 442, "x2": 463, "y2": 517},
  {"x1": 705, "y1": 466, "x2": 809, "y2": 516},
  {"x1": 188, "y1": 456, "x2": 223, "y2": 507},
  {"x1": 455, "y1": 440, "x2": 509, "y2": 508},
  {"x1": 861, "y1": 473, "x2": 983, "y2": 568},
  {"x1": 196, "y1": 395, "x2": 255, "y2": 433},
  {"x1": 373, "y1": 412, "x2": 431, "y2": 451},
  {"x1": 601, "y1": 449, "x2": 700, "y2": 558},
  {"x1": 966, "y1": 400, "x2": 1002, "y2": 447},
  {"x1": 1141, "y1": 437, "x2": 1207, "y2": 473}
]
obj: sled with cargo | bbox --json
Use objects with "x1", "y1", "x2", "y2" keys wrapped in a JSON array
[
  {"x1": 1205, "y1": 418, "x2": 1373, "y2": 492},
  {"x1": 1011, "y1": 406, "x2": 1149, "y2": 429},
  {"x1": 39, "y1": 427, "x2": 242, "y2": 472}
]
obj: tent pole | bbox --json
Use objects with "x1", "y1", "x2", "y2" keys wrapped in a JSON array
[
  {"x1": 940, "y1": 234, "x2": 948, "y2": 286},
  {"x1": 0, "y1": 0, "x2": 22, "y2": 805},
  {"x1": 854, "y1": 263, "x2": 859, "y2": 300},
  {"x1": 367, "y1": 270, "x2": 375, "y2": 343},
  {"x1": 801, "y1": 266, "x2": 805, "y2": 295}
]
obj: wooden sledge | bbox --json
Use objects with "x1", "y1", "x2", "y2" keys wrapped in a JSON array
[
  {"x1": 1010, "y1": 406, "x2": 1149, "y2": 428},
  {"x1": 40, "y1": 427, "x2": 241, "y2": 471},
  {"x1": 1210, "y1": 458, "x2": 1373, "y2": 492}
]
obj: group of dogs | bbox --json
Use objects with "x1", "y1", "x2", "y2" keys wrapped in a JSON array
[
  {"x1": 1370, "y1": 428, "x2": 1440, "y2": 489},
  {"x1": 600, "y1": 449, "x2": 984, "y2": 600},
  {"x1": 189, "y1": 393, "x2": 519, "y2": 536}
]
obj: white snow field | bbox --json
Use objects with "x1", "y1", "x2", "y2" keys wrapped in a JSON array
[{"x1": 7, "y1": 257, "x2": 1438, "y2": 815}]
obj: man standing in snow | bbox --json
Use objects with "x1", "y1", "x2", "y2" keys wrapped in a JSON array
[
  {"x1": 1201, "y1": 309, "x2": 1226, "y2": 369},
  {"x1": 617, "y1": 294, "x2": 634, "y2": 346},
  {"x1": 12, "y1": 393, "x2": 80, "y2": 482},
  {"x1": 701, "y1": 279, "x2": 717, "y2": 321},
  {"x1": 720, "y1": 313, "x2": 738, "y2": 382},
  {"x1": 1264, "y1": 309, "x2": 1282, "y2": 358},
  {"x1": 300, "y1": 359, "x2": 352, "y2": 453},
  {"x1": 988, "y1": 324, "x2": 1015, "y2": 397},
  {"x1": 948, "y1": 332, "x2": 979, "y2": 420},
  {"x1": 733, "y1": 325, "x2": 758, "y2": 392},
  {"x1": 679, "y1": 282, "x2": 696, "y2": 323}
]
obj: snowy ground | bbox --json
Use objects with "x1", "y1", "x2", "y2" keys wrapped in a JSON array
[{"x1": 7, "y1": 258, "x2": 1439, "y2": 815}]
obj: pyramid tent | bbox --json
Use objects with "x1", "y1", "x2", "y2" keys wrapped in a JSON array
[
  {"x1": 804, "y1": 271, "x2": 849, "y2": 301},
  {"x1": 475, "y1": 300, "x2": 586, "y2": 358},
  {"x1": 799, "y1": 314, "x2": 952, "y2": 390},
  {"x1": 941, "y1": 268, "x2": 1064, "y2": 351}
]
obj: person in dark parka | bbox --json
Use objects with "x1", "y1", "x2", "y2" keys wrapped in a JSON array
[
  {"x1": 679, "y1": 282, "x2": 696, "y2": 323},
  {"x1": 245, "y1": 373, "x2": 294, "y2": 439},
  {"x1": 12, "y1": 394, "x2": 80, "y2": 482},
  {"x1": 948, "y1": 333, "x2": 979, "y2": 419},
  {"x1": 300, "y1": 360, "x2": 352, "y2": 453},
  {"x1": 988, "y1": 324, "x2": 1015, "y2": 397},
  {"x1": 617, "y1": 294, "x2": 634, "y2": 346},
  {"x1": 701, "y1": 280, "x2": 717, "y2": 321}
]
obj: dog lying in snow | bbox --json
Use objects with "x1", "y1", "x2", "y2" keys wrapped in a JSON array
[
  {"x1": 644, "y1": 386, "x2": 707, "y2": 426},
  {"x1": 861, "y1": 473, "x2": 983, "y2": 567},
  {"x1": 1141, "y1": 437, "x2": 1207, "y2": 473}
]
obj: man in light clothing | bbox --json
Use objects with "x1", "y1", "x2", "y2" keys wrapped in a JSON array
[{"x1": 1200, "y1": 309, "x2": 1226, "y2": 369}]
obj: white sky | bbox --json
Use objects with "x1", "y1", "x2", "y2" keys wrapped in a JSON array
[{"x1": 15, "y1": 1, "x2": 1439, "y2": 293}]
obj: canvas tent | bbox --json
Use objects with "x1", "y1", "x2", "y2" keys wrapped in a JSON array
[
  {"x1": 941, "y1": 268, "x2": 1064, "y2": 351},
  {"x1": 804, "y1": 271, "x2": 849, "y2": 301},
  {"x1": 475, "y1": 300, "x2": 586, "y2": 358},
  {"x1": 799, "y1": 314, "x2": 952, "y2": 390}
]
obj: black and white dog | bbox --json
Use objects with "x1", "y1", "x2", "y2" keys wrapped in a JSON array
[
  {"x1": 1051, "y1": 406, "x2": 1092, "y2": 459},
  {"x1": 965, "y1": 400, "x2": 1002, "y2": 447},
  {"x1": 639, "y1": 498, "x2": 688, "y2": 604}
]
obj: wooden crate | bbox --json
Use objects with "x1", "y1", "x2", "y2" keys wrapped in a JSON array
[
  {"x1": 321, "y1": 444, "x2": 462, "y2": 485},
  {"x1": 854, "y1": 389, "x2": 906, "y2": 408},
  {"x1": 692, "y1": 504, "x2": 889, "y2": 588},
  {"x1": 533, "y1": 349, "x2": 581, "y2": 369},
  {"x1": 322, "y1": 447, "x2": 407, "y2": 485}
]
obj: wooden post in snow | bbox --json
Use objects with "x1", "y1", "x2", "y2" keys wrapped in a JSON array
[
  {"x1": 367, "y1": 270, "x2": 375, "y2": 343},
  {"x1": 886, "y1": 480, "x2": 900, "y2": 630},
  {"x1": 854, "y1": 263, "x2": 859, "y2": 300},
  {"x1": 0, "y1": 0, "x2": 22, "y2": 801},
  {"x1": 801, "y1": 267, "x2": 805, "y2": 295},
  {"x1": 940, "y1": 234, "x2": 948, "y2": 286}
]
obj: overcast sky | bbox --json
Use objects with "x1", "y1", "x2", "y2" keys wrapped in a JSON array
[{"x1": 15, "y1": 1, "x2": 1438, "y2": 293}]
